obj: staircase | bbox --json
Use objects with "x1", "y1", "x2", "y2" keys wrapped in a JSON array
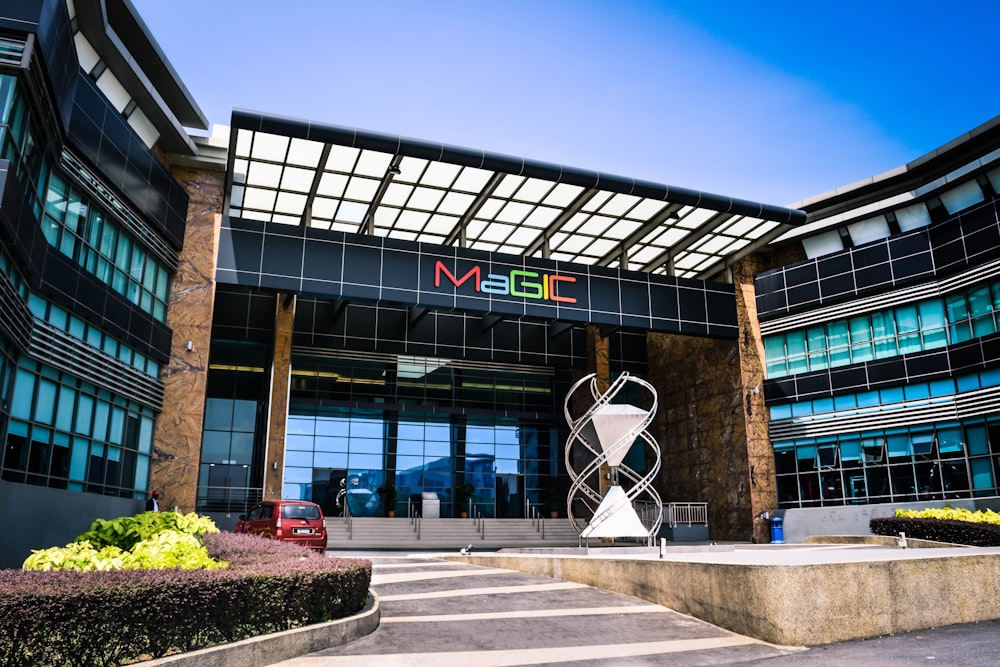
[{"x1": 326, "y1": 516, "x2": 582, "y2": 551}]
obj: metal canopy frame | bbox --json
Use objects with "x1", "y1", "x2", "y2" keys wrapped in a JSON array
[{"x1": 225, "y1": 110, "x2": 806, "y2": 280}]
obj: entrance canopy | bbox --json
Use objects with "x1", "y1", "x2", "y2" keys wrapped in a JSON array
[{"x1": 223, "y1": 110, "x2": 806, "y2": 282}]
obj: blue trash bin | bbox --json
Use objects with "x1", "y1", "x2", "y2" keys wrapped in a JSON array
[{"x1": 770, "y1": 516, "x2": 785, "y2": 544}]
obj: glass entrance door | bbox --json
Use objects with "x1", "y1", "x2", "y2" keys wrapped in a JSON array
[{"x1": 495, "y1": 474, "x2": 524, "y2": 518}]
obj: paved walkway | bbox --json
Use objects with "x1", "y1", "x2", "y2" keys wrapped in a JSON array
[{"x1": 272, "y1": 553, "x2": 804, "y2": 666}]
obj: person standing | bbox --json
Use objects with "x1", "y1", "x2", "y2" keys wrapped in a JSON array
[{"x1": 145, "y1": 490, "x2": 161, "y2": 512}]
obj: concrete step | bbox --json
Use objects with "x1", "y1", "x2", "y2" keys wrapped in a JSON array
[{"x1": 325, "y1": 517, "x2": 581, "y2": 550}]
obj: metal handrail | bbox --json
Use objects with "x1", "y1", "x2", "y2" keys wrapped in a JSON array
[
  {"x1": 344, "y1": 497, "x2": 352, "y2": 539},
  {"x1": 667, "y1": 502, "x2": 708, "y2": 527}
]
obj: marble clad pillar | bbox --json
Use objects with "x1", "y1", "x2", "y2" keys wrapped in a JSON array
[
  {"x1": 152, "y1": 166, "x2": 224, "y2": 512},
  {"x1": 264, "y1": 294, "x2": 295, "y2": 500},
  {"x1": 584, "y1": 327, "x2": 611, "y2": 497},
  {"x1": 733, "y1": 256, "x2": 780, "y2": 544}
]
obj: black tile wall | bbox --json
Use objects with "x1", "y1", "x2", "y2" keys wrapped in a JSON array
[
  {"x1": 756, "y1": 197, "x2": 1000, "y2": 320},
  {"x1": 219, "y1": 217, "x2": 740, "y2": 339}
]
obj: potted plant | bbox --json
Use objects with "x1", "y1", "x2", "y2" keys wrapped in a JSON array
[
  {"x1": 378, "y1": 481, "x2": 398, "y2": 517},
  {"x1": 455, "y1": 482, "x2": 475, "y2": 518},
  {"x1": 541, "y1": 475, "x2": 563, "y2": 518}
]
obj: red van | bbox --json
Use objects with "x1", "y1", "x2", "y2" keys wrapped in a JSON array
[{"x1": 234, "y1": 500, "x2": 328, "y2": 552}]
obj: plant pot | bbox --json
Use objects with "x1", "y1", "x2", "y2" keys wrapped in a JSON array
[
  {"x1": 387, "y1": 510, "x2": 395, "y2": 518},
  {"x1": 460, "y1": 511, "x2": 468, "y2": 519},
  {"x1": 549, "y1": 511, "x2": 558, "y2": 519}
]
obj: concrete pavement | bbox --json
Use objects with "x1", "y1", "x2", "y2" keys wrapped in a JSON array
[{"x1": 272, "y1": 552, "x2": 805, "y2": 666}]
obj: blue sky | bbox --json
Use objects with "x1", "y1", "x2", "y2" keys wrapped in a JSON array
[{"x1": 131, "y1": 0, "x2": 999, "y2": 207}]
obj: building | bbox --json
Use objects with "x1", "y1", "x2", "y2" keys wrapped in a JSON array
[{"x1": 1, "y1": 0, "x2": 998, "y2": 566}]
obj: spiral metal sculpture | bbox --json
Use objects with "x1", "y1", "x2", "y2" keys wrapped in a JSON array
[{"x1": 564, "y1": 372, "x2": 662, "y2": 541}]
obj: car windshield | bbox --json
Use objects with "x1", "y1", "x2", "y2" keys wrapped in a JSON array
[{"x1": 282, "y1": 504, "x2": 321, "y2": 520}]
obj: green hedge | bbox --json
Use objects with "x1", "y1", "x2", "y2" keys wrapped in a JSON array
[{"x1": 1, "y1": 532, "x2": 371, "y2": 666}]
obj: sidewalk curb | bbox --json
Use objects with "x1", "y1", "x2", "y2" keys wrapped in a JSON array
[{"x1": 146, "y1": 590, "x2": 380, "y2": 666}]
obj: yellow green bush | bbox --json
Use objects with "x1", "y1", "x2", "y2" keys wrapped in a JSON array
[
  {"x1": 22, "y1": 511, "x2": 225, "y2": 571},
  {"x1": 895, "y1": 507, "x2": 1000, "y2": 525}
]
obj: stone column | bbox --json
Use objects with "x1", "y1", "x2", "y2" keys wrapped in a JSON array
[
  {"x1": 733, "y1": 256, "x2": 778, "y2": 544},
  {"x1": 152, "y1": 166, "x2": 224, "y2": 512},
  {"x1": 263, "y1": 293, "x2": 295, "y2": 500}
]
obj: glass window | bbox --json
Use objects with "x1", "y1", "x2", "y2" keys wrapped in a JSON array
[
  {"x1": 806, "y1": 327, "x2": 827, "y2": 370},
  {"x1": 871, "y1": 311, "x2": 897, "y2": 358},
  {"x1": 919, "y1": 300, "x2": 947, "y2": 349},
  {"x1": 969, "y1": 286, "x2": 996, "y2": 337},
  {"x1": 849, "y1": 316, "x2": 874, "y2": 363},
  {"x1": 895, "y1": 305, "x2": 921, "y2": 354},
  {"x1": 946, "y1": 294, "x2": 971, "y2": 343}
]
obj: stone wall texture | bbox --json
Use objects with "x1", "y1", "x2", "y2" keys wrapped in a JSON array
[{"x1": 646, "y1": 331, "x2": 749, "y2": 540}]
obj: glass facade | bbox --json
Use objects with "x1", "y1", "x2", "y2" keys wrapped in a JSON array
[
  {"x1": 0, "y1": 74, "x2": 171, "y2": 323},
  {"x1": 283, "y1": 352, "x2": 563, "y2": 518},
  {"x1": 774, "y1": 416, "x2": 1000, "y2": 508},
  {"x1": 764, "y1": 279, "x2": 1000, "y2": 378},
  {"x1": 0, "y1": 74, "x2": 163, "y2": 498}
]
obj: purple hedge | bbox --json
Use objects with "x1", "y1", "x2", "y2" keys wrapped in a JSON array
[
  {"x1": 1, "y1": 533, "x2": 371, "y2": 666},
  {"x1": 870, "y1": 516, "x2": 1000, "y2": 546}
]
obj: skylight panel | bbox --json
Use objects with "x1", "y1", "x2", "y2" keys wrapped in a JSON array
[
  {"x1": 234, "y1": 129, "x2": 253, "y2": 158},
  {"x1": 543, "y1": 183, "x2": 584, "y2": 207},
  {"x1": 382, "y1": 182, "x2": 413, "y2": 207},
  {"x1": 578, "y1": 215, "x2": 614, "y2": 237},
  {"x1": 554, "y1": 234, "x2": 590, "y2": 254},
  {"x1": 246, "y1": 161, "x2": 282, "y2": 187},
  {"x1": 452, "y1": 167, "x2": 494, "y2": 193},
  {"x1": 232, "y1": 159, "x2": 248, "y2": 184},
  {"x1": 586, "y1": 238, "x2": 617, "y2": 257},
  {"x1": 242, "y1": 187, "x2": 276, "y2": 211},
  {"x1": 437, "y1": 191, "x2": 476, "y2": 216},
  {"x1": 427, "y1": 214, "x2": 459, "y2": 233},
  {"x1": 495, "y1": 201, "x2": 532, "y2": 224},
  {"x1": 694, "y1": 234, "x2": 737, "y2": 255},
  {"x1": 250, "y1": 133, "x2": 289, "y2": 162},
  {"x1": 513, "y1": 178, "x2": 552, "y2": 203},
  {"x1": 279, "y1": 166, "x2": 315, "y2": 193},
  {"x1": 395, "y1": 209, "x2": 430, "y2": 231},
  {"x1": 344, "y1": 176, "x2": 380, "y2": 202},
  {"x1": 317, "y1": 172, "x2": 348, "y2": 198},
  {"x1": 599, "y1": 193, "x2": 640, "y2": 217},
  {"x1": 477, "y1": 222, "x2": 514, "y2": 243},
  {"x1": 310, "y1": 198, "x2": 336, "y2": 220},
  {"x1": 580, "y1": 190, "x2": 612, "y2": 212},
  {"x1": 355, "y1": 151, "x2": 393, "y2": 178},
  {"x1": 476, "y1": 198, "x2": 503, "y2": 219},
  {"x1": 408, "y1": 186, "x2": 446, "y2": 211},
  {"x1": 627, "y1": 199, "x2": 668, "y2": 220},
  {"x1": 396, "y1": 157, "x2": 428, "y2": 184},
  {"x1": 229, "y1": 185, "x2": 244, "y2": 208},
  {"x1": 336, "y1": 201, "x2": 367, "y2": 224},
  {"x1": 421, "y1": 162, "x2": 462, "y2": 188},
  {"x1": 506, "y1": 226, "x2": 541, "y2": 248},
  {"x1": 602, "y1": 219, "x2": 642, "y2": 240},
  {"x1": 373, "y1": 207, "x2": 399, "y2": 229},
  {"x1": 326, "y1": 145, "x2": 360, "y2": 173},
  {"x1": 275, "y1": 192, "x2": 307, "y2": 216},
  {"x1": 674, "y1": 252, "x2": 709, "y2": 270},
  {"x1": 522, "y1": 206, "x2": 560, "y2": 228},
  {"x1": 271, "y1": 213, "x2": 300, "y2": 225},
  {"x1": 286, "y1": 138, "x2": 323, "y2": 167},
  {"x1": 492, "y1": 174, "x2": 524, "y2": 199}
]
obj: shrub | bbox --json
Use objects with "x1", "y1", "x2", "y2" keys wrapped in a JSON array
[
  {"x1": 23, "y1": 512, "x2": 224, "y2": 572},
  {"x1": 2, "y1": 532, "x2": 372, "y2": 666}
]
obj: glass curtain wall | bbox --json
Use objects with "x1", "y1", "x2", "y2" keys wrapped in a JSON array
[{"x1": 285, "y1": 352, "x2": 563, "y2": 518}]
